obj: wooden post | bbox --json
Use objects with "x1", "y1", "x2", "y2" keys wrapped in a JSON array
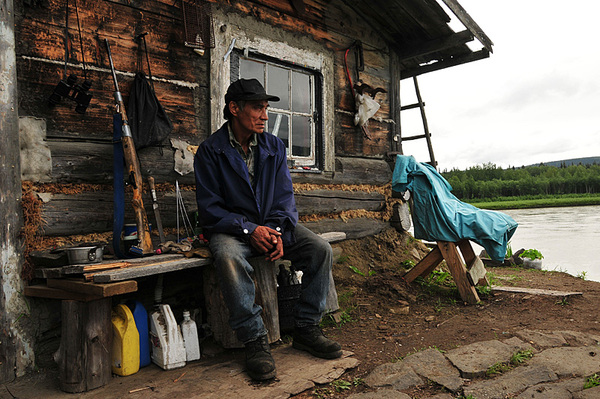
[
  {"x1": 55, "y1": 298, "x2": 112, "y2": 393},
  {"x1": 203, "y1": 258, "x2": 280, "y2": 348},
  {"x1": 0, "y1": 0, "x2": 31, "y2": 382}
]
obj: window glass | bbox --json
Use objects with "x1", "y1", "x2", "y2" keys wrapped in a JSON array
[
  {"x1": 292, "y1": 71, "x2": 310, "y2": 113},
  {"x1": 292, "y1": 115, "x2": 311, "y2": 157},
  {"x1": 266, "y1": 64, "x2": 289, "y2": 110},
  {"x1": 268, "y1": 112, "x2": 289, "y2": 149},
  {"x1": 240, "y1": 58, "x2": 264, "y2": 85}
]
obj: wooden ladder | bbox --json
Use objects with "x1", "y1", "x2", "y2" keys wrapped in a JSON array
[
  {"x1": 398, "y1": 76, "x2": 437, "y2": 168},
  {"x1": 403, "y1": 239, "x2": 488, "y2": 304}
]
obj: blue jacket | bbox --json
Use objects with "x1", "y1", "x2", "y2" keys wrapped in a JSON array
[{"x1": 194, "y1": 123, "x2": 298, "y2": 246}]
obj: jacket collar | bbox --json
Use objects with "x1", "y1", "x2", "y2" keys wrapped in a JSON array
[{"x1": 209, "y1": 123, "x2": 277, "y2": 180}]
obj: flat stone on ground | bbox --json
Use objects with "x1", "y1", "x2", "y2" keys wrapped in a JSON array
[
  {"x1": 445, "y1": 340, "x2": 520, "y2": 378},
  {"x1": 557, "y1": 330, "x2": 600, "y2": 347},
  {"x1": 402, "y1": 348, "x2": 464, "y2": 392},
  {"x1": 574, "y1": 385, "x2": 600, "y2": 399},
  {"x1": 463, "y1": 364, "x2": 558, "y2": 399},
  {"x1": 529, "y1": 346, "x2": 600, "y2": 378},
  {"x1": 516, "y1": 378, "x2": 586, "y2": 399},
  {"x1": 364, "y1": 362, "x2": 423, "y2": 391},
  {"x1": 347, "y1": 389, "x2": 411, "y2": 399},
  {"x1": 516, "y1": 330, "x2": 568, "y2": 348}
]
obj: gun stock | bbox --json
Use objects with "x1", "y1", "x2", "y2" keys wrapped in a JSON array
[{"x1": 105, "y1": 39, "x2": 153, "y2": 256}]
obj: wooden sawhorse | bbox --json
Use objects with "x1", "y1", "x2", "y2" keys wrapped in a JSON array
[{"x1": 403, "y1": 239, "x2": 488, "y2": 304}]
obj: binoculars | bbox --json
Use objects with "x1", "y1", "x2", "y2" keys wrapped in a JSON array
[{"x1": 48, "y1": 74, "x2": 93, "y2": 114}]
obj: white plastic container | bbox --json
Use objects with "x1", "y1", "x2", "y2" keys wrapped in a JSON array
[
  {"x1": 149, "y1": 304, "x2": 186, "y2": 370},
  {"x1": 180, "y1": 310, "x2": 201, "y2": 361}
]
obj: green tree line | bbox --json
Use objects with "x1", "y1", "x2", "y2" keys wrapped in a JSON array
[{"x1": 441, "y1": 162, "x2": 600, "y2": 200}]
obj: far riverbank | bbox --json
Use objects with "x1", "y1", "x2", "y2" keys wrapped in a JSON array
[{"x1": 467, "y1": 193, "x2": 600, "y2": 210}]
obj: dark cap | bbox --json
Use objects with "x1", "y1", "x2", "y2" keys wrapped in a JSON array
[{"x1": 225, "y1": 78, "x2": 280, "y2": 103}]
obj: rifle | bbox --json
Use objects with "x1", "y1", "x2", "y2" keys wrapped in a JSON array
[{"x1": 105, "y1": 39, "x2": 153, "y2": 256}]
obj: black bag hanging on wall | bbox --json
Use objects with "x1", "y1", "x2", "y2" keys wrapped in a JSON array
[{"x1": 127, "y1": 71, "x2": 173, "y2": 150}]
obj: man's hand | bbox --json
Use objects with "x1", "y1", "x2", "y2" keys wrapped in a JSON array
[
  {"x1": 265, "y1": 238, "x2": 284, "y2": 261},
  {"x1": 250, "y1": 226, "x2": 281, "y2": 254}
]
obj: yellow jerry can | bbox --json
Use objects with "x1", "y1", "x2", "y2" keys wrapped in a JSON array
[{"x1": 111, "y1": 303, "x2": 140, "y2": 376}]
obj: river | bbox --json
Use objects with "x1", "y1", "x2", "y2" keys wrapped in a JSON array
[
  {"x1": 498, "y1": 205, "x2": 600, "y2": 282},
  {"x1": 408, "y1": 205, "x2": 600, "y2": 282}
]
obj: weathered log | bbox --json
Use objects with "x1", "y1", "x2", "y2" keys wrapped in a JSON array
[
  {"x1": 332, "y1": 156, "x2": 392, "y2": 185},
  {"x1": 203, "y1": 258, "x2": 280, "y2": 348},
  {"x1": 37, "y1": 187, "x2": 386, "y2": 236},
  {"x1": 294, "y1": 189, "x2": 385, "y2": 214},
  {"x1": 301, "y1": 218, "x2": 388, "y2": 240},
  {"x1": 55, "y1": 298, "x2": 112, "y2": 393}
]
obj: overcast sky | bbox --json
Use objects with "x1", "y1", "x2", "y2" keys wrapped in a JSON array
[{"x1": 399, "y1": 0, "x2": 600, "y2": 171}]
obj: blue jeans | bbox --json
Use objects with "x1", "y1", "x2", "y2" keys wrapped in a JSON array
[{"x1": 209, "y1": 224, "x2": 332, "y2": 344}]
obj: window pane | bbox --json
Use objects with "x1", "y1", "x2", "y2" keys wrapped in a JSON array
[
  {"x1": 268, "y1": 112, "x2": 289, "y2": 150},
  {"x1": 240, "y1": 58, "x2": 264, "y2": 86},
  {"x1": 266, "y1": 65, "x2": 289, "y2": 109},
  {"x1": 292, "y1": 115, "x2": 311, "y2": 157},
  {"x1": 292, "y1": 71, "x2": 310, "y2": 113}
]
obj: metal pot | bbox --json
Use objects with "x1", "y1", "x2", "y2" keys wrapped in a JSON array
[{"x1": 65, "y1": 246, "x2": 104, "y2": 265}]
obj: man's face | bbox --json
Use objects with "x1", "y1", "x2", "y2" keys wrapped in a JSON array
[{"x1": 231, "y1": 100, "x2": 269, "y2": 135}]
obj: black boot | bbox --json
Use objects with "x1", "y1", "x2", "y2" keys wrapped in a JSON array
[
  {"x1": 245, "y1": 335, "x2": 276, "y2": 381},
  {"x1": 292, "y1": 325, "x2": 342, "y2": 359}
]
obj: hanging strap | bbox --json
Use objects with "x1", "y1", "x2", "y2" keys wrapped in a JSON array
[{"x1": 112, "y1": 113, "x2": 129, "y2": 259}]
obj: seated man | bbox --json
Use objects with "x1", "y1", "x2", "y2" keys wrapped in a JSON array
[{"x1": 194, "y1": 78, "x2": 342, "y2": 381}]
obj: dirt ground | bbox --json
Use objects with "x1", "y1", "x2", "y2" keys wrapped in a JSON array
[{"x1": 297, "y1": 227, "x2": 600, "y2": 398}]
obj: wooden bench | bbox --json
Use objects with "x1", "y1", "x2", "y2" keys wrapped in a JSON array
[
  {"x1": 25, "y1": 233, "x2": 344, "y2": 393},
  {"x1": 403, "y1": 239, "x2": 488, "y2": 304}
]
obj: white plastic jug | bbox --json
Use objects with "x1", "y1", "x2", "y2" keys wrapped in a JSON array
[
  {"x1": 149, "y1": 304, "x2": 186, "y2": 370},
  {"x1": 180, "y1": 310, "x2": 201, "y2": 361}
]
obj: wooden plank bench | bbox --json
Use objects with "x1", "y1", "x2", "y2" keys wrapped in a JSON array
[{"x1": 25, "y1": 232, "x2": 345, "y2": 393}]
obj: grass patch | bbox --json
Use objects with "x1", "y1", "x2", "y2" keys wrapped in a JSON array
[
  {"x1": 584, "y1": 373, "x2": 600, "y2": 389},
  {"x1": 486, "y1": 350, "x2": 534, "y2": 376}
]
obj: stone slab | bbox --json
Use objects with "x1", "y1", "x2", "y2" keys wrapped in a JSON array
[
  {"x1": 516, "y1": 329, "x2": 569, "y2": 348},
  {"x1": 529, "y1": 346, "x2": 600, "y2": 378},
  {"x1": 364, "y1": 362, "x2": 423, "y2": 391},
  {"x1": 402, "y1": 348, "x2": 464, "y2": 392},
  {"x1": 445, "y1": 339, "x2": 518, "y2": 378},
  {"x1": 516, "y1": 378, "x2": 586, "y2": 399},
  {"x1": 463, "y1": 365, "x2": 558, "y2": 399},
  {"x1": 557, "y1": 330, "x2": 600, "y2": 347},
  {"x1": 347, "y1": 390, "x2": 412, "y2": 399},
  {"x1": 574, "y1": 385, "x2": 600, "y2": 399}
]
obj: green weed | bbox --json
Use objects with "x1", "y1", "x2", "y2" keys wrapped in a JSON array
[
  {"x1": 510, "y1": 349, "x2": 533, "y2": 365},
  {"x1": 486, "y1": 361, "x2": 511, "y2": 376},
  {"x1": 331, "y1": 379, "x2": 352, "y2": 392},
  {"x1": 348, "y1": 265, "x2": 365, "y2": 276},
  {"x1": 556, "y1": 297, "x2": 569, "y2": 306},
  {"x1": 584, "y1": 373, "x2": 600, "y2": 389},
  {"x1": 577, "y1": 271, "x2": 588, "y2": 280}
]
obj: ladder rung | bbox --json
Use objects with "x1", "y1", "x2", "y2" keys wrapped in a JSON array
[
  {"x1": 401, "y1": 134, "x2": 429, "y2": 141},
  {"x1": 400, "y1": 102, "x2": 425, "y2": 111}
]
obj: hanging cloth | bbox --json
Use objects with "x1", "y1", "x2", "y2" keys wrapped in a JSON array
[{"x1": 126, "y1": 72, "x2": 173, "y2": 150}]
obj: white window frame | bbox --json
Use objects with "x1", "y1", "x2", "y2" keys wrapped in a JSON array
[{"x1": 209, "y1": 9, "x2": 334, "y2": 173}]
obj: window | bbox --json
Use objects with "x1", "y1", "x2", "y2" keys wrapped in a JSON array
[{"x1": 234, "y1": 53, "x2": 322, "y2": 168}]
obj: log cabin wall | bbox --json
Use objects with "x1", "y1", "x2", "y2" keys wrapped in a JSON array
[{"x1": 15, "y1": 0, "x2": 396, "y2": 241}]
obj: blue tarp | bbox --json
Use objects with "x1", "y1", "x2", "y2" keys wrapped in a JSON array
[{"x1": 392, "y1": 155, "x2": 518, "y2": 261}]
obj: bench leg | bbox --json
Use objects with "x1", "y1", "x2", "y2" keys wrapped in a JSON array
[
  {"x1": 55, "y1": 298, "x2": 112, "y2": 393},
  {"x1": 437, "y1": 242, "x2": 480, "y2": 304},
  {"x1": 403, "y1": 246, "x2": 444, "y2": 283}
]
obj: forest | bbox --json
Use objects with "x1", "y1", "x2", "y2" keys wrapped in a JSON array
[{"x1": 441, "y1": 162, "x2": 600, "y2": 200}]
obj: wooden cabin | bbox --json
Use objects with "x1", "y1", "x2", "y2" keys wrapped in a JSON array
[{"x1": 0, "y1": 0, "x2": 492, "y2": 381}]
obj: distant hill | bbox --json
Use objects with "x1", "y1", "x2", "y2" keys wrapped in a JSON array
[{"x1": 530, "y1": 156, "x2": 600, "y2": 167}]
